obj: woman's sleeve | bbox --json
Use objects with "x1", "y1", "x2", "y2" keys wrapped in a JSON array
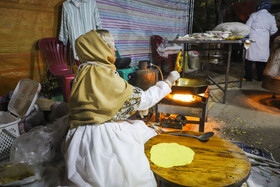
[
  {"x1": 269, "y1": 16, "x2": 278, "y2": 35},
  {"x1": 246, "y1": 15, "x2": 253, "y2": 29},
  {"x1": 137, "y1": 81, "x2": 171, "y2": 110}
]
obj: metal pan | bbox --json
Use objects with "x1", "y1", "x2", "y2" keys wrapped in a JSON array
[{"x1": 171, "y1": 78, "x2": 210, "y2": 95}]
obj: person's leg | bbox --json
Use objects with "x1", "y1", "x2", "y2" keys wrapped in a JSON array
[
  {"x1": 256, "y1": 62, "x2": 266, "y2": 81},
  {"x1": 244, "y1": 60, "x2": 253, "y2": 81}
]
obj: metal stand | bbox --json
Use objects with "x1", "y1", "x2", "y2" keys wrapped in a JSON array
[
  {"x1": 171, "y1": 39, "x2": 246, "y2": 104},
  {"x1": 155, "y1": 89, "x2": 209, "y2": 132}
]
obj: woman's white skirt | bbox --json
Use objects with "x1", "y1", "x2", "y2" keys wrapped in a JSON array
[{"x1": 63, "y1": 120, "x2": 157, "y2": 187}]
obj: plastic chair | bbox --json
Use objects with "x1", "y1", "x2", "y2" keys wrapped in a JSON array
[
  {"x1": 38, "y1": 38, "x2": 75, "y2": 102},
  {"x1": 151, "y1": 35, "x2": 175, "y2": 74}
]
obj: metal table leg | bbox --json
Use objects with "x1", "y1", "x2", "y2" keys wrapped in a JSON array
[
  {"x1": 199, "y1": 102, "x2": 207, "y2": 132},
  {"x1": 240, "y1": 47, "x2": 246, "y2": 88},
  {"x1": 223, "y1": 44, "x2": 232, "y2": 103},
  {"x1": 182, "y1": 43, "x2": 187, "y2": 77}
]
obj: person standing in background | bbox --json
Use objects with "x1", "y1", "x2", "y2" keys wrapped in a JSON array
[
  {"x1": 244, "y1": 0, "x2": 278, "y2": 81},
  {"x1": 62, "y1": 29, "x2": 180, "y2": 187}
]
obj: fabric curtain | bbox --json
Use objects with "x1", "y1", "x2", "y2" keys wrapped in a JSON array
[{"x1": 96, "y1": 0, "x2": 189, "y2": 65}]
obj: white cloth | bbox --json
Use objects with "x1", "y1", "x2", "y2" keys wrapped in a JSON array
[
  {"x1": 245, "y1": 9, "x2": 278, "y2": 62},
  {"x1": 156, "y1": 43, "x2": 182, "y2": 58},
  {"x1": 213, "y1": 22, "x2": 250, "y2": 36},
  {"x1": 63, "y1": 121, "x2": 157, "y2": 187},
  {"x1": 63, "y1": 81, "x2": 171, "y2": 187}
]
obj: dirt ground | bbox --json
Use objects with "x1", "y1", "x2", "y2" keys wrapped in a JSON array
[
  {"x1": 179, "y1": 61, "x2": 280, "y2": 162},
  {"x1": 207, "y1": 80, "x2": 280, "y2": 162}
]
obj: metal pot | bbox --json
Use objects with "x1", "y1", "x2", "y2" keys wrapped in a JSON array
[{"x1": 171, "y1": 78, "x2": 210, "y2": 95}]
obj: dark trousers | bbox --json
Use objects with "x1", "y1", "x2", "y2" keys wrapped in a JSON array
[{"x1": 245, "y1": 60, "x2": 266, "y2": 81}]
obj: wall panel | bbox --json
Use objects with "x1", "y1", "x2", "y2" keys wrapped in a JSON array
[
  {"x1": 0, "y1": 0, "x2": 188, "y2": 96},
  {"x1": 0, "y1": 0, "x2": 64, "y2": 96}
]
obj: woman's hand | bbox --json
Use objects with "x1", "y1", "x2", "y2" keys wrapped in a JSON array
[
  {"x1": 149, "y1": 123, "x2": 164, "y2": 134},
  {"x1": 139, "y1": 109, "x2": 149, "y2": 118},
  {"x1": 164, "y1": 71, "x2": 180, "y2": 87}
]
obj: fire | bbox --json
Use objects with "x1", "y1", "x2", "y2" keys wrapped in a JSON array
[
  {"x1": 172, "y1": 94, "x2": 195, "y2": 102},
  {"x1": 198, "y1": 93, "x2": 205, "y2": 97}
]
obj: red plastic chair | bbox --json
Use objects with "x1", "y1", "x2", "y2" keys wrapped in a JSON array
[
  {"x1": 38, "y1": 38, "x2": 75, "y2": 102},
  {"x1": 151, "y1": 35, "x2": 175, "y2": 74}
]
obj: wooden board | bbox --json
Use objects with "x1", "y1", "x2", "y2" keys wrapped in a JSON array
[{"x1": 145, "y1": 131, "x2": 251, "y2": 187}]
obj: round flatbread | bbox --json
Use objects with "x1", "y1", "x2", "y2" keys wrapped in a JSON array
[{"x1": 150, "y1": 143, "x2": 195, "y2": 168}]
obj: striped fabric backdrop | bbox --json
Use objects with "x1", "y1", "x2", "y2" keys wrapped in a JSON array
[{"x1": 96, "y1": 0, "x2": 189, "y2": 66}]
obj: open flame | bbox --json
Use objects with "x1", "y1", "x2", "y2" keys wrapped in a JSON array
[
  {"x1": 172, "y1": 94, "x2": 195, "y2": 102},
  {"x1": 198, "y1": 93, "x2": 205, "y2": 97}
]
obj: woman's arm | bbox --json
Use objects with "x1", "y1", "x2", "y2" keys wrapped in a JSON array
[
  {"x1": 137, "y1": 71, "x2": 180, "y2": 110},
  {"x1": 137, "y1": 81, "x2": 171, "y2": 111}
]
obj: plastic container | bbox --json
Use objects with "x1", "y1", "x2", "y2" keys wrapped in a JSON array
[
  {"x1": 0, "y1": 79, "x2": 41, "y2": 160},
  {"x1": 188, "y1": 51, "x2": 201, "y2": 70}
]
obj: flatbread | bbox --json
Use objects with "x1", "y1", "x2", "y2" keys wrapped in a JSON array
[{"x1": 150, "y1": 143, "x2": 195, "y2": 168}]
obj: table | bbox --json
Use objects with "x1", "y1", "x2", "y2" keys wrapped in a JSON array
[
  {"x1": 169, "y1": 39, "x2": 246, "y2": 104},
  {"x1": 144, "y1": 131, "x2": 251, "y2": 187}
]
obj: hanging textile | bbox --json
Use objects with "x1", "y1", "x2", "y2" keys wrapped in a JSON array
[
  {"x1": 59, "y1": 0, "x2": 102, "y2": 60},
  {"x1": 96, "y1": 0, "x2": 189, "y2": 66}
]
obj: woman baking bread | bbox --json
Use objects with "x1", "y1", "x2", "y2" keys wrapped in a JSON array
[{"x1": 62, "y1": 29, "x2": 180, "y2": 187}]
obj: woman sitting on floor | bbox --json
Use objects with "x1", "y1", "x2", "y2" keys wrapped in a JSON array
[{"x1": 62, "y1": 29, "x2": 180, "y2": 187}]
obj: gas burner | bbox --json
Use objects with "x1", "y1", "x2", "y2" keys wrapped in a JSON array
[
  {"x1": 159, "y1": 114, "x2": 187, "y2": 129},
  {"x1": 156, "y1": 87, "x2": 209, "y2": 132}
]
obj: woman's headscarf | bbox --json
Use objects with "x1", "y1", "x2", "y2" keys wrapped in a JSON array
[
  {"x1": 68, "y1": 30, "x2": 133, "y2": 128},
  {"x1": 257, "y1": 0, "x2": 271, "y2": 11}
]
